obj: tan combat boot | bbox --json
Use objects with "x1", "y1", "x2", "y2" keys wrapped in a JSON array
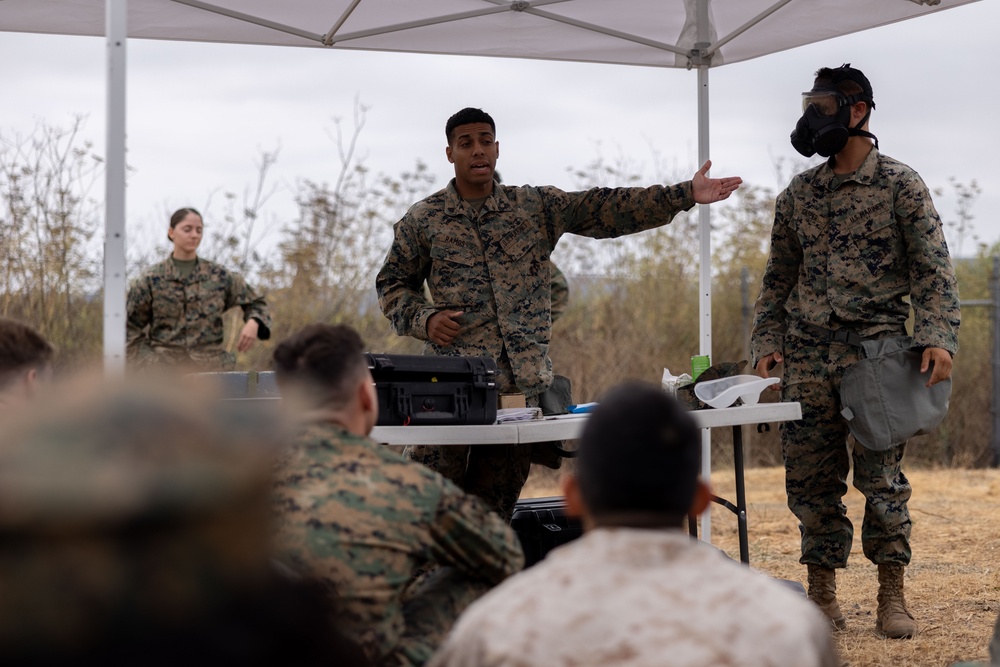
[
  {"x1": 807, "y1": 564, "x2": 847, "y2": 631},
  {"x1": 876, "y1": 563, "x2": 916, "y2": 638}
]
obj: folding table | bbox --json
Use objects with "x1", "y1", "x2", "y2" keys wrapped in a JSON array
[{"x1": 371, "y1": 402, "x2": 801, "y2": 564}]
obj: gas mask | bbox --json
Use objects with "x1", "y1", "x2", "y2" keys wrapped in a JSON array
[{"x1": 790, "y1": 65, "x2": 878, "y2": 158}]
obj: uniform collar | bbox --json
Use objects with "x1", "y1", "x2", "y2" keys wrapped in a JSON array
[
  {"x1": 813, "y1": 146, "x2": 880, "y2": 191},
  {"x1": 302, "y1": 420, "x2": 379, "y2": 450},
  {"x1": 163, "y1": 255, "x2": 208, "y2": 282},
  {"x1": 442, "y1": 179, "x2": 513, "y2": 217}
]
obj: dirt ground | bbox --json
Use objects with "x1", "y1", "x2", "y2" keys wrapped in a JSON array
[{"x1": 522, "y1": 466, "x2": 1000, "y2": 667}]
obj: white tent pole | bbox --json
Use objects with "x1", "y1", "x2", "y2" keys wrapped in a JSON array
[
  {"x1": 697, "y1": 62, "x2": 712, "y2": 543},
  {"x1": 696, "y1": 0, "x2": 712, "y2": 543},
  {"x1": 103, "y1": 0, "x2": 127, "y2": 377}
]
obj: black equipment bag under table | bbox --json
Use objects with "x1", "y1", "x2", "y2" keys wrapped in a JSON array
[
  {"x1": 510, "y1": 496, "x2": 584, "y2": 567},
  {"x1": 366, "y1": 353, "x2": 498, "y2": 427}
]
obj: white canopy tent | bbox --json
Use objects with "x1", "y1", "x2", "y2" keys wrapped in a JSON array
[{"x1": 0, "y1": 0, "x2": 981, "y2": 539}]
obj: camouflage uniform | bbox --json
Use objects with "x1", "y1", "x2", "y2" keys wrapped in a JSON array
[
  {"x1": 751, "y1": 148, "x2": 960, "y2": 568},
  {"x1": 126, "y1": 256, "x2": 272, "y2": 371},
  {"x1": 271, "y1": 421, "x2": 524, "y2": 667},
  {"x1": 428, "y1": 529, "x2": 841, "y2": 667},
  {"x1": 549, "y1": 261, "x2": 569, "y2": 323},
  {"x1": 376, "y1": 179, "x2": 695, "y2": 519}
]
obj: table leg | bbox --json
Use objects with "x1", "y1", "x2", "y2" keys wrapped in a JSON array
[
  {"x1": 732, "y1": 424, "x2": 749, "y2": 565},
  {"x1": 694, "y1": 425, "x2": 749, "y2": 565}
]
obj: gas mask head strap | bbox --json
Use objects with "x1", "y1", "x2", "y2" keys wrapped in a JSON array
[{"x1": 827, "y1": 63, "x2": 878, "y2": 149}]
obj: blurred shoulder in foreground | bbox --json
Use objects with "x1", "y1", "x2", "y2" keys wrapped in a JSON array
[{"x1": 0, "y1": 374, "x2": 369, "y2": 667}]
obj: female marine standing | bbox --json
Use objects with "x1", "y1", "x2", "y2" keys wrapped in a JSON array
[{"x1": 126, "y1": 207, "x2": 271, "y2": 371}]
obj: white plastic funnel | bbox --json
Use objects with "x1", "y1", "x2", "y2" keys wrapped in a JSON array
[{"x1": 694, "y1": 375, "x2": 781, "y2": 409}]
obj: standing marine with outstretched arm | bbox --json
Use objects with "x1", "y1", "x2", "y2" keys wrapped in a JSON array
[{"x1": 376, "y1": 107, "x2": 741, "y2": 521}]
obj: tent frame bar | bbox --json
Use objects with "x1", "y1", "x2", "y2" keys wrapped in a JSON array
[
  {"x1": 324, "y1": 0, "x2": 362, "y2": 46},
  {"x1": 511, "y1": 3, "x2": 688, "y2": 56},
  {"x1": 148, "y1": 0, "x2": 693, "y2": 58},
  {"x1": 168, "y1": 0, "x2": 326, "y2": 43},
  {"x1": 325, "y1": 0, "x2": 571, "y2": 47},
  {"x1": 325, "y1": 3, "x2": 520, "y2": 45},
  {"x1": 708, "y1": 0, "x2": 795, "y2": 55}
]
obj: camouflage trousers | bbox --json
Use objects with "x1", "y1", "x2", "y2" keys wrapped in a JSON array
[
  {"x1": 781, "y1": 336, "x2": 912, "y2": 569},
  {"x1": 130, "y1": 345, "x2": 236, "y2": 373},
  {"x1": 384, "y1": 566, "x2": 489, "y2": 667},
  {"x1": 404, "y1": 393, "x2": 536, "y2": 523}
]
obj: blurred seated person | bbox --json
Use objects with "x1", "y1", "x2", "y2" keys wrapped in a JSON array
[
  {"x1": 0, "y1": 318, "x2": 53, "y2": 414},
  {"x1": 0, "y1": 376, "x2": 367, "y2": 666},
  {"x1": 270, "y1": 323, "x2": 524, "y2": 667},
  {"x1": 430, "y1": 381, "x2": 840, "y2": 667}
]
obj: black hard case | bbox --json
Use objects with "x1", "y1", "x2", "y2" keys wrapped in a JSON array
[
  {"x1": 366, "y1": 353, "x2": 499, "y2": 427},
  {"x1": 510, "y1": 496, "x2": 584, "y2": 567}
]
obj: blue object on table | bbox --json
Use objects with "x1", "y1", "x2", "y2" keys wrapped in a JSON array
[{"x1": 567, "y1": 402, "x2": 598, "y2": 414}]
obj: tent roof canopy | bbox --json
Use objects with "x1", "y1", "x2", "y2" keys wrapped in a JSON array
[{"x1": 0, "y1": 0, "x2": 980, "y2": 69}]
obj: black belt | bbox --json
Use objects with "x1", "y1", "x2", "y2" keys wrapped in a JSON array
[{"x1": 798, "y1": 322, "x2": 865, "y2": 347}]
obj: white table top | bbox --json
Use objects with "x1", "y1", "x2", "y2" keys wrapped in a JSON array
[{"x1": 370, "y1": 401, "x2": 801, "y2": 446}]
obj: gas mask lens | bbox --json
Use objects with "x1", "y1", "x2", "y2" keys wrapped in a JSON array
[{"x1": 801, "y1": 91, "x2": 842, "y2": 117}]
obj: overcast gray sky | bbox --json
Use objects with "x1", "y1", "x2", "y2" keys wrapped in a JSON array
[{"x1": 1, "y1": 1, "x2": 998, "y2": 260}]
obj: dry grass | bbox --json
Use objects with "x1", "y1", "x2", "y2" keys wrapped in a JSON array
[{"x1": 522, "y1": 466, "x2": 1000, "y2": 667}]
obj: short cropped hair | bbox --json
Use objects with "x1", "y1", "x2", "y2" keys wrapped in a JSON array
[
  {"x1": 272, "y1": 324, "x2": 367, "y2": 408},
  {"x1": 576, "y1": 381, "x2": 701, "y2": 526},
  {"x1": 814, "y1": 64, "x2": 875, "y2": 109},
  {"x1": 445, "y1": 108, "x2": 496, "y2": 144},
  {"x1": 0, "y1": 318, "x2": 54, "y2": 389}
]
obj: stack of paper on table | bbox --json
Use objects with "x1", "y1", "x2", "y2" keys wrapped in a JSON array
[{"x1": 496, "y1": 407, "x2": 542, "y2": 423}]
